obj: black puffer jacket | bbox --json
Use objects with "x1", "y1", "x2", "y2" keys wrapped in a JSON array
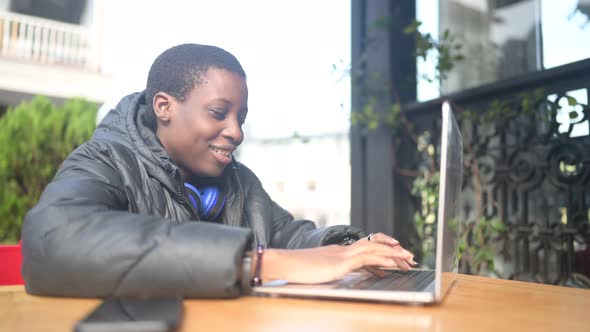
[{"x1": 21, "y1": 92, "x2": 363, "y2": 298}]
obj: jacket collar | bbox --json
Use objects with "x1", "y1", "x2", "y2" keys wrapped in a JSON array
[
  {"x1": 95, "y1": 91, "x2": 245, "y2": 224},
  {"x1": 95, "y1": 91, "x2": 180, "y2": 195}
]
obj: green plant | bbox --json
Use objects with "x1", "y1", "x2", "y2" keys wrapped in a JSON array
[
  {"x1": 0, "y1": 96, "x2": 98, "y2": 243},
  {"x1": 348, "y1": 13, "x2": 588, "y2": 278},
  {"x1": 403, "y1": 21, "x2": 464, "y2": 82},
  {"x1": 457, "y1": 217, "x2": 506, "y2": 275},
  {"x1": 411, "y1": 167, "x2": 439, "y2": 267},
  {"x1": 347, "y1": 16, "x2": 514, "y2": 275}
]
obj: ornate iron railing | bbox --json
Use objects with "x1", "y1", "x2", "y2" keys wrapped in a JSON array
[{"x1": 403, "y1": 58, "x2": 590, "y2": 287}]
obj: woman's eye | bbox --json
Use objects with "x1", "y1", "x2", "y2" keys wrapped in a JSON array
[{"x1": 210, "y1": 109, "x2": 226, "y2": 120}]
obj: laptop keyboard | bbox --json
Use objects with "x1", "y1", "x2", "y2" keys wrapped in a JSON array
[{"x1": 335, "y1": 270, "x2": 435, "y2": 292}]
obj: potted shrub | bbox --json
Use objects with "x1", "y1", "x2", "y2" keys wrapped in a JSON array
[{"x1": 0, "y1": 96, "x2": 97, "y2": 284}]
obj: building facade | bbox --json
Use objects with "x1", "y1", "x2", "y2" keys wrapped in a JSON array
[
  {"x1": 237, "y1": 131, "x2": 351, "y2": 228},
  {"x1": 0, "y1": 0, "x2": 110, "y2": 114}
]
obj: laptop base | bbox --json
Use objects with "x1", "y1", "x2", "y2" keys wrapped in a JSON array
[{"x1": 253, "y1": 270, "x2": 437, "y2": 304}]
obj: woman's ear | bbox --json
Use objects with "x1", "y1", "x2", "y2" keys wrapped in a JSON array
[{"x1": 153, "y1": 92, "x2": 175, "y2": 122}]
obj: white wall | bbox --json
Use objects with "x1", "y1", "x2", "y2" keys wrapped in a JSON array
[{"x1": 238, "y1": 132, "x2": 351, "y2": 228}]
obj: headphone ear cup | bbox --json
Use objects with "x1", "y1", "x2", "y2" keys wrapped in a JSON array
[
  {"x1": 184, "y1": 182, "x2": 203, "y2": 213},
  {"x1": 183, "y1": 182, "x2": 226, "y2": 221},
  {"x1": 199, "y1": 185, "x2": 226, "y2": 221}
]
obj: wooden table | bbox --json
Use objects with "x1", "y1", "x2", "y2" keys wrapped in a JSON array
[{"x1": 1, "y1": 273, "x2": 588, "y2": 332}]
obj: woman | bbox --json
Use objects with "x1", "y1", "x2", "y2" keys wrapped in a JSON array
[{"x1": 22, "y1": 44, "x2": 416, "y2": 298}]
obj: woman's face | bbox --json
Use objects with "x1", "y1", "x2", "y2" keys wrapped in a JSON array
[{"x1": 155, "y1": 68, "x2": 248, "y2": 178}]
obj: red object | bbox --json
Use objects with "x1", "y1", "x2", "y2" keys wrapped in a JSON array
[{"x1": 0, "y1": 243, "x2": 25, "y2": 285}]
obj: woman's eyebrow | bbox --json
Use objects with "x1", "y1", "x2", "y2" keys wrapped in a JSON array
[{"x1": 209, "y1": 98, "x2": 232, "y2": 106}]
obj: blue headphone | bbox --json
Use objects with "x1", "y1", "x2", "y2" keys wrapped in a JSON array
[{"x1": 184, "y1": 182, "x2": 226, "y2": 221}]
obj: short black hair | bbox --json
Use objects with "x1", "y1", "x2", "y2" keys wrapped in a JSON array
[{"x1": 145, "y1": 43, "x2": 246, "y2": 110}]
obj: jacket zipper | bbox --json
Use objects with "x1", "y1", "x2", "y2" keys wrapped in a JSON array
[
  {"x1": 175, "y1": 169, "x2": 200, "y2": 220},
  {"x1": 232, "y1": 160, "x2": 245, "y2": 227}
]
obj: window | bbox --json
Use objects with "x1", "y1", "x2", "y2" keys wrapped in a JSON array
[{"x1": 416, "y1": 0, "x2": 590, "y2": 101}]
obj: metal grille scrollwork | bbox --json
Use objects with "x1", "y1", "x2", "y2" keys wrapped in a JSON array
[{"x1": 410, "y1": 90, "x2": 590, "y2": 287}]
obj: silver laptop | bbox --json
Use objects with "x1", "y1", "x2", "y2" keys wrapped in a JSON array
[{"x1": 253, "y1": 101, "x2": 463, "y2": 304}]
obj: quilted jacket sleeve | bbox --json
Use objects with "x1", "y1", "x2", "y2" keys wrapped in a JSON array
[
  {"x1": 267, "y1": 200, "x2": 366, "y2": 249},
  {"x1": 234, "y1": 163, "x2": 365, "y2": 249},
  {"x1": 21, "y1": 142, "x2": 253, "y2": 298}
]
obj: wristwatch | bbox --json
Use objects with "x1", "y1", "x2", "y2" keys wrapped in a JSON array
[{"x1": 241, "y1": 255, "x2": 253, "y2": 294}]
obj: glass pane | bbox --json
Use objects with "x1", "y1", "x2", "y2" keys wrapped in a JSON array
[
  {"x1": 439, "y1": 0, "x2": 541, "y2": 95},
  {"x1": 542, "y1": 0, "x2": 590, "y2": 69},
  {"x1": 415, "y1": 1, "x2": 590, "y2": 101},
  {"x1": 416, "y1": 0, "x2": 441, "y2": 101}
]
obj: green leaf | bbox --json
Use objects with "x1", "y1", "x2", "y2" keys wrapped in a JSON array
[
  {"x1": 565, "y1": 95, "x2": 578, "y2": 106},
  {"x1": 403, "y1": 20, "x2": 422, "y2": 34},
  {"x1": 489, "y1": 218, "x2": 506, "y2": 233}
]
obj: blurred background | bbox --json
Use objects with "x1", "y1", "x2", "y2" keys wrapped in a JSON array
[
  {"x1": 0, "y1": 0, "x2": 353, "y2": 229},
  {"x1": 1, "y1": 0, "x2": 590, "y2": 287}
]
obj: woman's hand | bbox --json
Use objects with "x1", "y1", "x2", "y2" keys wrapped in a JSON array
[
  {"x1": 353, "y1": 232, "x2": 416, "y2": 271},
  {"x1": 259, "y1": 234, "x2": 417, "y2": 284}
]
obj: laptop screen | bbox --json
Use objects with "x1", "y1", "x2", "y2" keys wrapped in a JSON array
[{"x1": 435, "y1": 102, "x2": 464, "y2": 296}]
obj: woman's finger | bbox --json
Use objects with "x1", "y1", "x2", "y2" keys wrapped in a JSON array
[
  {"x1": 362, "y1": 266, "x2": 389, "y2": 277},
  {"x1": 393, "y1": 258, "x2": 411, "y2": 271},
  {"x1": 366, "y1": 232, "x2": 399, "y2": 246},
  {"x1": 350, "y1": 241, "x2": 406, "y2": 258},
  {"x1": 354, "y1": 254, "x2": 399, "y2": 270},
  {"x1": 351, "y1": 241, "x2": 417, "y2": 266}
]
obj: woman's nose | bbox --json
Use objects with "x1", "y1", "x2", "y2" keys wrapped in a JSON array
[{"x1": 222, "y1": 118, "x2": 243, "y2": 145}]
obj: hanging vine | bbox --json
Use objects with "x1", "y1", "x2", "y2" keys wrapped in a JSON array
[{"x1": 343, "y1": 15, "x2": 582, "y2": 276}]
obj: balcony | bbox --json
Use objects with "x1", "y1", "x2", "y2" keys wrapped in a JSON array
[
  {"x1": 351, "y1": 1, "x2": 590, "y2": 288},
  {"x1": 0, "y1": 11, "x2": 110, "y2": 105}
]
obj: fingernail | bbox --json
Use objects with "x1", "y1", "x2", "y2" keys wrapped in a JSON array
[
  {"x1": 411, "y1": 260, "x2": 418, "y2": 265},
  {"x1": 391, "y1": 238, "x2": 399, "y2": 245}
]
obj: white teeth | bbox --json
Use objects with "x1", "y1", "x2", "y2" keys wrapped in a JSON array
[{"x1": 210, "y1": 146, "x2": 231, "y2": 157}]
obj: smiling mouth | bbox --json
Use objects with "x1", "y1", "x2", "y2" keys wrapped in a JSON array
[{"x1": 209, "y1": 145, "x2": 233, "y2": 157}]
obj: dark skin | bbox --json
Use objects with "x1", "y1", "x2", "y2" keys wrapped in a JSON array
[
  {"x1": 153, "y1": 68, "x2": 416, "y2": 284},
  {"x1": 153, "y1": 68, "x2": 248, "y2": 179}
]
